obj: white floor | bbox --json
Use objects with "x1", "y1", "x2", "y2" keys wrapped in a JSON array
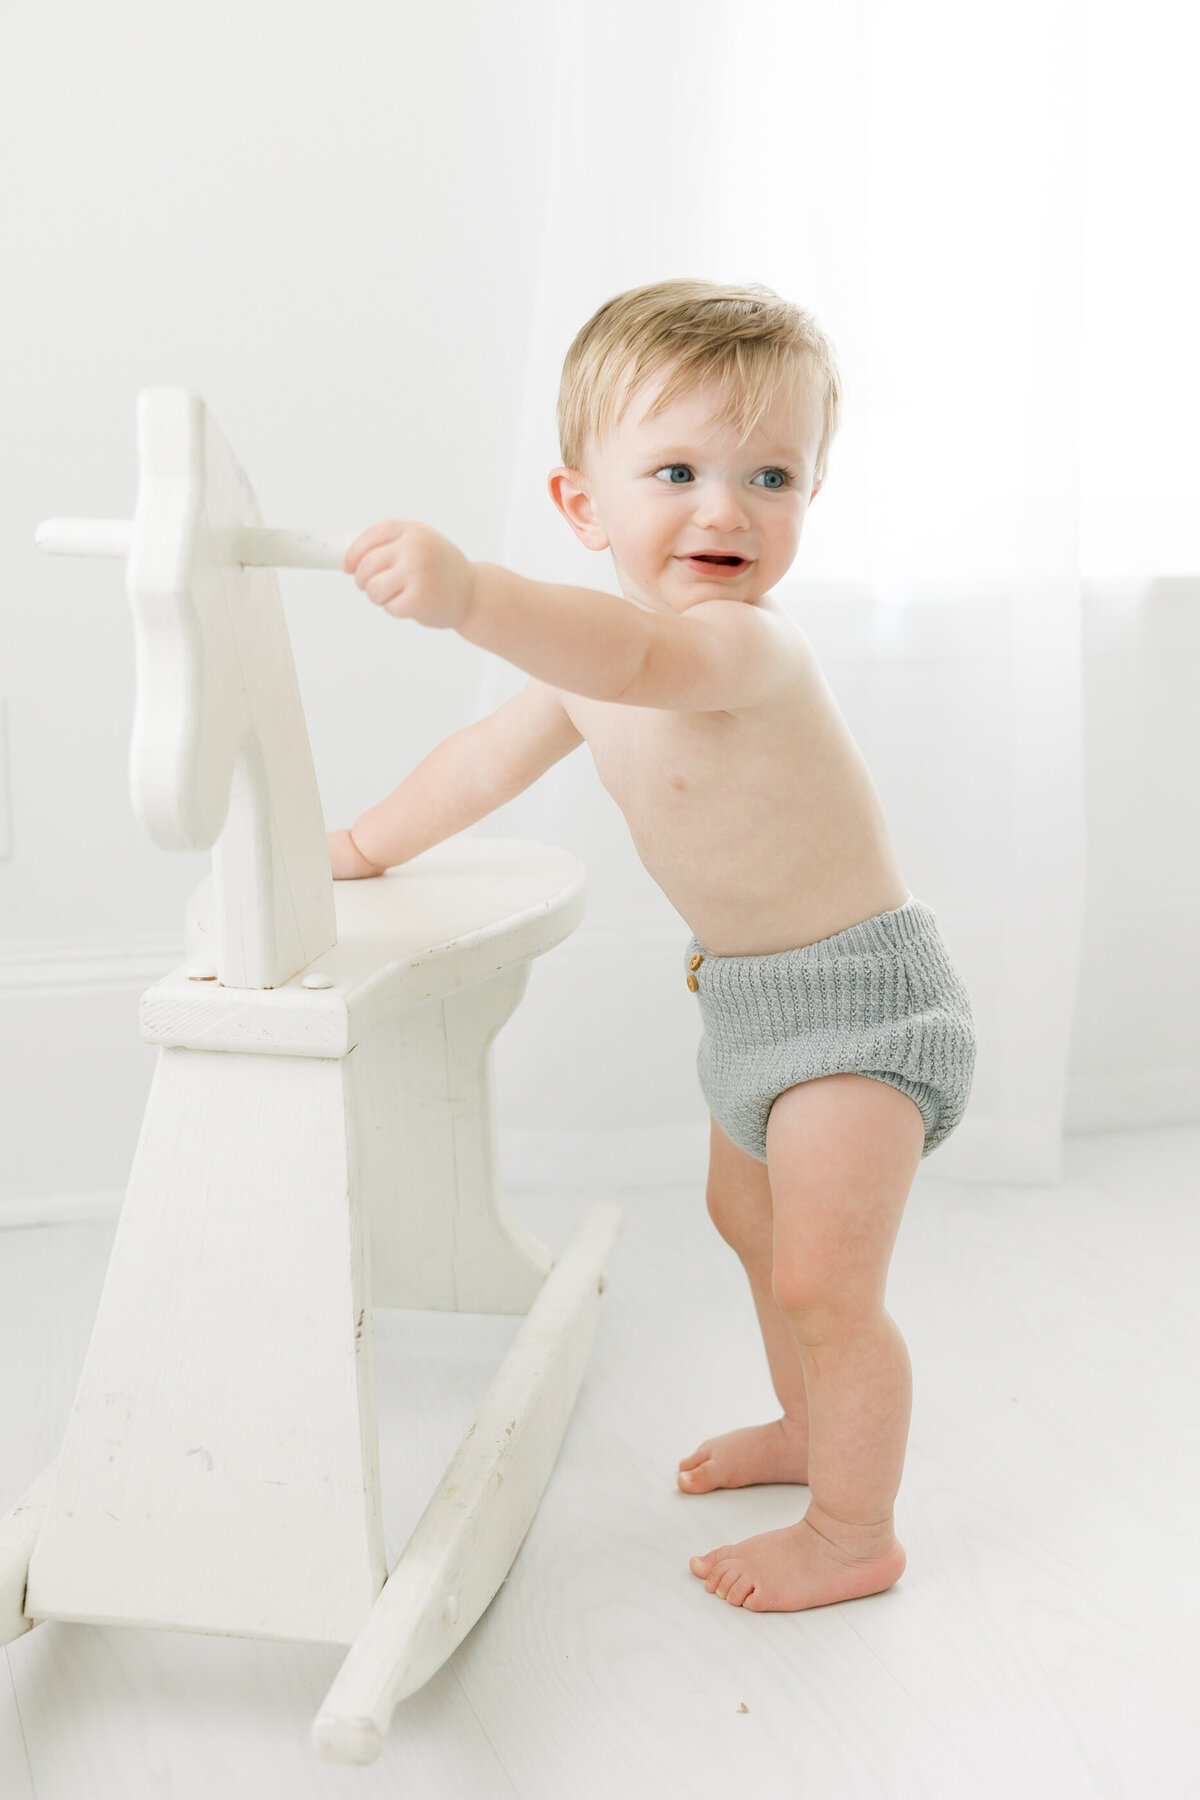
[{"x1": 2, "y1": 1125, "x2": 1197, "y2": 1799}]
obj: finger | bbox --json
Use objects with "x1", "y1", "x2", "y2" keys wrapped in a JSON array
[
  {"x1": 365, "y1": 576, "x2": 400, "y2": 607},
  {"x1": 353, "y1": 544, "x2": 397, "y2": 588},
  {"x1": 343, "y1": 519, "x2": 406, "y2": 575},
  {"x1": 343, "y1": 522, "x2": 394, "y2": 574}
]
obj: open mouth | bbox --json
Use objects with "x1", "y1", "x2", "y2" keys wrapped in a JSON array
[{"x1": 678, "y1": 553, "x2": 750, "y2": 574}]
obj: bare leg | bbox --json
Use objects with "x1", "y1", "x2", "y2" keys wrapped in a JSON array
[
  {"x1": 689, "y1": 1074, "x2": 925, "y2": 1611},
  {"x1": 677, "y1": 1116, "x2": 810, "y2": 1493}
]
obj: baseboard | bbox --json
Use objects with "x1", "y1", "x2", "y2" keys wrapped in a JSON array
[
  {"x1": 0, "y1": 1124, "x2": 713, "y2": 1231},
  {"x1": 1065, "y1": 1067, "x2": 1200, "y2": 1132},
  {"x1": 499, "y1": 1122, "x2": 710, "y2": 1193},
  {"x1": 0, "y1": 1189, "x2": 126, "y2": 1230},
  {"x1": 0, "y1": 939, "x2": 183, "y2": 994}
]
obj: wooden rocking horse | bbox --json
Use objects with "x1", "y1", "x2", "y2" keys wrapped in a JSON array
[{"x1": 0, "y1": 388, "x2": 621, "y2": 1764}]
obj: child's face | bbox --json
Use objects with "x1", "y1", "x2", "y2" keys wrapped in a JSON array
[{"x1": 548, "y1": 368, "x2": 825, "y2": 612}]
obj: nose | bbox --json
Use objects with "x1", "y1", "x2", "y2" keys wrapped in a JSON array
[{"x1": 691, "y1": 481, "x2": 751, "y2": 531}]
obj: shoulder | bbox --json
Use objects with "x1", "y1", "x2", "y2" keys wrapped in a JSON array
[
  {"x1": 619, "y1": 595, "x2": 809, "y2": 712},
  {"x1": 681, "y1": 595, "x2": 810, "y2": 664},
  {"x1": 685, "y1": 592, "x2": 792, "y2": 625},
  {"x1": 692, "y1": 597, "x2": 824, "y2": 714}
]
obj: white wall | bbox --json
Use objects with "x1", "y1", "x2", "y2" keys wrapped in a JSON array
[
  {"x1": 1, "y1": 0, "x2": 560, "y2": 948},
  {"x1": 1067, "y1": 581, "x2": 1200, "y2": 1130},
  {"x1": 0, "y1": 0, "x2": 712, "y2": 1209},
  {"x1": 2, "y1": 3, "x2": 1197, "y2": 1220}
]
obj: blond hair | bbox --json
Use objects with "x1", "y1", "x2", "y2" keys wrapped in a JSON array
[{"x1": 556, "y1": 278, "x2": 842, "y2": 485}]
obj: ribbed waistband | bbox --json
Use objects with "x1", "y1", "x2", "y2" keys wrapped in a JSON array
[{"x1": 688, "y1": 893, "x2": 935, "y2": 968}]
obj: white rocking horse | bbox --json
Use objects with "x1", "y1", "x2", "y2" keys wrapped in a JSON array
[{"x1": 0, "y1": 388, "x2": 621, "y2": 1765}]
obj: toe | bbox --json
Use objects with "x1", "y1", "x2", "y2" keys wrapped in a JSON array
[
  {"x1": 690, "y1": 1545, "x2": 729, "y2": 1577},
  {"x1": 714, "y1": 1564, "x2": 740, "y2": 1599},
  {"x1": 678, "y1": 1460, "x2": 714, "y2": 1491},
  {"x1": 707, "y1": 1558, "x2": 736, "y2": 1594},
  {"x1": 678, "y1": 1443, "x2": 710, "y2": 1471},
  {"x1": 726, "y1": 1574, "x2": 755, "y2": 1607}
]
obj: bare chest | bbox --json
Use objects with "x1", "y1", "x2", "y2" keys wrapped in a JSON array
[
  {"x1": 556, "y1": 643, "x2": 907, "y2": 954},
  {"x1": 561, "y1": 692, "x2": 786, "y2": 838},
  {"x1": 560, "y1": 621, "x2": 834, "y2": 830}
]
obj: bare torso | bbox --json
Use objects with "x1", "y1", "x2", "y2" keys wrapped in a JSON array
[{"x1": 557, "y1": 596, "x2": 909, "y2": 957}]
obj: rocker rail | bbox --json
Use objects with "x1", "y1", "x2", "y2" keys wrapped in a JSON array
[
  {"x1": 0, "y1": 1207, "x2": 623, "y2": 1765},
  {"x1": 313, "y1": 1200, "x2": 624, "y2": 1765}
]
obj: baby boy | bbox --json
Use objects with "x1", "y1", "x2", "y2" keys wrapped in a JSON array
[{"x1": 328, "y1": 278, "x2": 977, "y2": 1613}]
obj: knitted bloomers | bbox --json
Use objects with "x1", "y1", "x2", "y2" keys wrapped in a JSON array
[{"x1": 684, "y1": 894, "x2": 977, "y2": 1163}]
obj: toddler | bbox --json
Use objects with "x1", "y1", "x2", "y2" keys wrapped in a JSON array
[{"x1": 329, "y1": 278, "x2": 977, "y2": 1613}]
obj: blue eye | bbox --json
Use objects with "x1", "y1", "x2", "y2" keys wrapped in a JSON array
[{"x1": 653, "y1": 464, "x2": 793, "y2": 488}]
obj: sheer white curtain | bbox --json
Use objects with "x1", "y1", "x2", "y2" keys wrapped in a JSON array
[{"x1": 480, "y1": 0, "x2": 1190, "y2": 1187}]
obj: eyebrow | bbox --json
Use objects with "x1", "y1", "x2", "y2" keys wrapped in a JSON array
[{"x1": 643, "y1": 445, "x2": 803, "y2": 462}]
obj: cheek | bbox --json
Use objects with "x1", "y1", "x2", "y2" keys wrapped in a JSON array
[
  {"x1": 621, "y1": 509, "x2": 674, "y2": 557},
  {"x1": 767, "y1": 503, "x2": 804, "y2": 548}
]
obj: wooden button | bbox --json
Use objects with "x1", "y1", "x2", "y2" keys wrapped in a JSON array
[
  {"x1": 688, "y1": 953, "x2": 704, "y2": 970},
  {"x1": 686, "y1": 973, "x2": 699, "y2": 992}
]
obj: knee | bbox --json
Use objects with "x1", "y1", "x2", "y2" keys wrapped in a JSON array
[{"x1": 770, "y1": 1259, "x2": 883, "y2": 1331}]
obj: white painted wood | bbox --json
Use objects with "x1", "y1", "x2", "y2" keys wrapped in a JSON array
[
  {"x1": 0, "y1": 1460, "x2": 56, "y2": 1644},
  {"x1": 36, "y1": 518, "x2": 355, "y2": 571},
  {"x1": 124, "y1": 390, "x2": 336, "y2": 988},
  {"x1": 137, "y1": 838, "x2": 588, "y2": 1059},
  {"x1": 24, "y1": 388, "x2": 608, "y2": 1761},
  {"x1": 25, "y1": 1048, "x2": 387, "y2": 1646},
  {"x1": 230, "y1": 525, "x2": 356, "y2": 570},
  {"x1": 34, "y1": 518, "x2": 134, "y2": 558},
  {"x1": 354, "y1": 966, "x2": 555, "y2": 1314},
  {"x1": 312, "y1": 1201, "x2": 623, "y2": 1764}
]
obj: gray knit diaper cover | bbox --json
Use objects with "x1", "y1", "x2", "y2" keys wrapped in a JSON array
[{"x1": 685, "y1": 894, "x2": 976, "y2": 1162}]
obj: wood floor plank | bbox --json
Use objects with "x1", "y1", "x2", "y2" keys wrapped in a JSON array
[
  {"x1": 8, "y1": 1619, "x2": 518, "y2": 1799},
  {"x1": 1, "y1": 1653, "x2": 36, "y2": 1800},
  {"x1": 0, "y1": 1130, "x2": 1196, "y2": 1797},
  {"x1": 450, "y1": 1187, "x2": 1094, "y2": 1800}
]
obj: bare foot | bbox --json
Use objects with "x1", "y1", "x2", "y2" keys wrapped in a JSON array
[
  {"x1": 689, "y1": 1512, "x2": 906, "y2": 1612},
  {"x1": 677, "y1": 1417, "x2": 809, "y2": 1493}
]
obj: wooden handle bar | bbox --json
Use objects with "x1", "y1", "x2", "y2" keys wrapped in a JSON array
[{"x1": 35, "y1": 518, "x2": 357, "y2": 571}]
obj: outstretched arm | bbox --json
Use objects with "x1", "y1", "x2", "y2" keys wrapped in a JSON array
[
  {"x1": 344, "y1": 521, "x2": 802, "y2": 712},
  {"x1": 468, "y1": 564, "x2": 803, "y2": 711},
  {"x1": 328, "y1": 676, "x2": 583, "y2": 877}
]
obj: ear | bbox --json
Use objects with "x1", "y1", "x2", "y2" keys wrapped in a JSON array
[{"x1": 547, "y1": 467, "x2": 609, "y2": 551}]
